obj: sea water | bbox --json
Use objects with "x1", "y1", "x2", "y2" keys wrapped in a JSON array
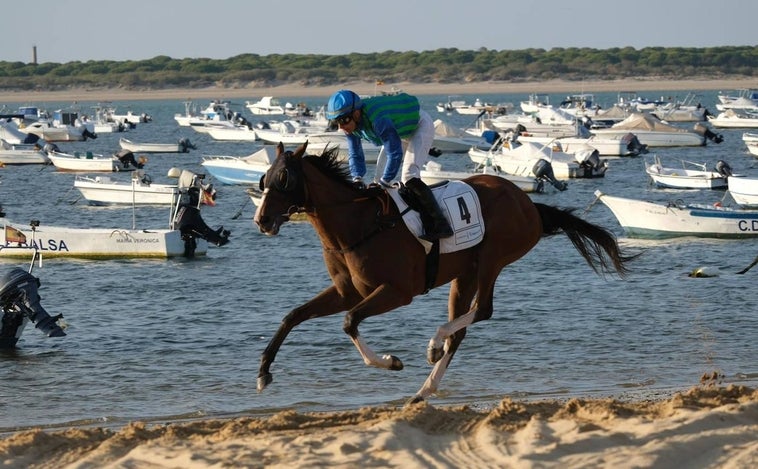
[{"x1": 0, "y1": 91, "x2": 756, "y2": 432}]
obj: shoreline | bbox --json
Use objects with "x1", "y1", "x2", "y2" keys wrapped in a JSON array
[{"x1": 1, "y1": 78, "x2": 756, "y2": 103}]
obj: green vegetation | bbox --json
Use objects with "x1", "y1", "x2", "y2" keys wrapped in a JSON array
[{"x1": 1, "y1": 46, "x2": 755, "y2": 92}]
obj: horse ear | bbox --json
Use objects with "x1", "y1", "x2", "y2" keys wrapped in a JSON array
[
  {"x1": 294, "y1": 141, "x2": 308, "y2": 158},
  {"x1": 276, "y1": 142, "x2": 285, "y2": 156}
]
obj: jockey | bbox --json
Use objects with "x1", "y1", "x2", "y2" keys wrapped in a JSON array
[{"x1": 326, "y1": 89, "x2": 453, "y2": 242}]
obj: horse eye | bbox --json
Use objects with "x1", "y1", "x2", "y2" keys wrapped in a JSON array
[{"x1": 259, "y1": 175, "x2": 266, "y2": 191}]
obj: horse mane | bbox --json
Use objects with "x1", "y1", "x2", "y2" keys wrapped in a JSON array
[{"x1": 303, "y1": 144, "x2": 354, "y2": 187}]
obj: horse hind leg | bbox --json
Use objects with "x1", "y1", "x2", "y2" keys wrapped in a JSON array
[
  {"x1": 427, "y1": 274, "x2": 486, "y2": 365},
  {"x1": 411, "y1": 276, "x2": 481, "y2": 404}
]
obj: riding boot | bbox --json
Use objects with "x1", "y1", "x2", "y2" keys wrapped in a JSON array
[{"x1": 404, "y1": 177, "x2": 454, "y2": 241}]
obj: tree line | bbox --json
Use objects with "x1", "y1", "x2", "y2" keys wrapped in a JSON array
[{"x1": 0, "y1": 46, "x2": 755, "y2": 92}]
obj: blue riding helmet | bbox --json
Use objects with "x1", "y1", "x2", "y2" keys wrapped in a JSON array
[{"x1": 326, "y1": 90, "x2": 363, "y2": 120}]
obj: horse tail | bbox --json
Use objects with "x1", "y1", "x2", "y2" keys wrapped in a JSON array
[{"x1": 534, "y1": 203, "x2": 635, "y2": 277}]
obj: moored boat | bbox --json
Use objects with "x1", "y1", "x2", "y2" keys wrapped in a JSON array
[
  {"x1": 644, "y1": 157, "x2": 732, "y2": 190},
  {"x1": 593, "y1": 190, "x2": 758, "y2": 238},
  {"x1": 119, "y1": 137, "x2": 196, "y2": 153}
]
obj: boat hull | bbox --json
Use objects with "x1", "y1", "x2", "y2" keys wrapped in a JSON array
[
  {"x1": 420, "y1": 167, "x2": 543, "y2": 193},
  {"x1": 595, "y1": 191, "x2": 758, "y2": 238},
  {"x1": 74, "y1": 176, "x2": 178, "y2": 205},
  {"x1": 0, "y1": 220, "x2": 207, "y2": 259},
  {"x1": 728, "y1": 176, "x2": 758, "y2": 207},
  {"x1": 201, "y1": 158, "x2": 269, "y2": 185}
]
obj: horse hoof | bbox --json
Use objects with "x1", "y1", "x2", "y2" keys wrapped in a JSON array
[
  {"x1": 389, "y1": 355, "x2": 404, "y2": 371},
  {"x1": 257, "y1": 373, "x2": 272, "y2": 392},
  {"x1": 427, "y1": 346, "x2": 444, "y2": 365}
]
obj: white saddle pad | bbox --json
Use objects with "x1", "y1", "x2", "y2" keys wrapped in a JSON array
[{"x1": 387, "y1": 181, "x2": 484, "y2": 254}]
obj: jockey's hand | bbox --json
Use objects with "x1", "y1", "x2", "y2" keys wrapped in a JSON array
[{"x1": 352, "y1": 177, "x2": 366, "y2": 190}]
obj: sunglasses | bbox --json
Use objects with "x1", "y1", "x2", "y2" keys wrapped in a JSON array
[{"x1": 336, "y1": 113, "x2": 353, "y2": 125}]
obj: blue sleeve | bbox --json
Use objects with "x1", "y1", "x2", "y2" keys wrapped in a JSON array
[
  {"x1": 373, "y1": 116, "x2": 403, "y2": 181},
  {"x1": 346, "y1": 132, "x2": 366, "y2": 179}
]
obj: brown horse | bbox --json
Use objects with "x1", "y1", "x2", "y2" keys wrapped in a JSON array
[{"x1": 254, "y1": 142, "x2": 634, "y2": 404}]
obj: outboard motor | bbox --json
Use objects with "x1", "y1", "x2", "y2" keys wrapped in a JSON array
[
  {"x1": 693, "y1": 123, "x2": 724, "y2": 144},
  {"x1": 178, "y1": 138, "x2": 196, "y2": 153},
  {"x1": 81, "y1": 128, "x2": 98, "y2": 141},
  {"x1": 574, "y1": 148, "x2": 603, "y2": 172},
  {"x1": 22, "y1": 133, "x2": 41, "y2": 145},
  {"x1": 114, "y1": 149, "x2": 145, "y2": 170},
  {"x1": 715, "y1": 160, "x2": 733, "y2": 178},
  {"x1": 532, "y1": 159, "x2": 567, "y2": 191},
  {"x1": 0, "y1": 268, "x2": 65, "y2": 348},
  {"x1": 42, "y1": 142, "x2": 61, "y2": 154},
  {"x1": 174, "y1": 187, "x2": 230, "y2": 255},
  {"x1": 622, "y1": 133, "x2": 648, "y2": 156},
  {"x1": 171, "y1": 169, "x2": 230, "y2": 256}
]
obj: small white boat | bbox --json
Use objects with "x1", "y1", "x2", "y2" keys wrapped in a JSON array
[
  {"x1": 119, "y1": 137, "x2": 196, "y2": 153},
  {"x1": 468, "y1": 139, "x2": 608, "y2": 181},
  {"x1": 516, "y1": 132, "x2": 647, "y2": 157},
  {"x1": 743, "y1": 132, "x2": 758, "y2": 156},
  {"x1": 201, "y1": 147, "x2": 276, "y2": 185},
  {"x1": 431, "y1": 119, "x2": 488, "y2": 154},
  {"x1": 0, "y1": 139, "x2": 50, "y2": 165},
  {"x1": 73, "y1": 168, "x2": 217, "y2": 206},
  {"x1": 74, "y1": 174, "x2": 179, "y2": 205},
  {"x1": 593, "y1": 190, "x2": 758, "y2": 239},
  {"x1": 716, "y1": 88, "x2": 758, "y2": 111},
  {"x1": 106, "y1": 108, "x2": 152, "y2": 125},
  {"x1": 175, "y1": 100, "x2": 233, "y2": 127},
  {"x1": 0, "y1": 218, "x2": 207, "y2": 259},
  {"x1": 20, "y1": 119, "x2": 96, "y2": 142},
  {"x1": 245, "y1": 97, "x2": 285, "y2": 115},
  {"x1": 707, "y1": 109, "x2": 758, "y2": 128},
  {"x1": 0, "y1": 181, "x2": 229, "y2": 260},
  {"x1": 728, "y1": 176, "x2": 758, "y2": 208},
  {"x1": 47, "y1": 149, "x2": 145, "y2": 172},
  {"x1": 644, "y1": 156, "x2": 732, "y2": 190},
  {"x1": 591, "y1": 112, "x2": 719, "y2": 147},
  {"x1": 420, "y1": 159, "x2": 544, "y2": 193},
  {"x1": 254, "y1": 120, "x2": 316, "y2": 145},
  {"x1": 206, "y1": 124, "x2": 258, "y2": 142}
]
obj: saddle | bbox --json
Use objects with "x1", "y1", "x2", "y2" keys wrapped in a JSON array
[{"x1": 388, "y1": 180, "x2": 485, "y2": 254}]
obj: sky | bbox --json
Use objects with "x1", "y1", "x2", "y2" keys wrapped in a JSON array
[{"x1": 4, "y1": 0, "x2": 756, "y2": 64}]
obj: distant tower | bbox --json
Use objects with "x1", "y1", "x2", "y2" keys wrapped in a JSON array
[{"x1": 32, "y1": 45, "x2": 37, "y2": 64}]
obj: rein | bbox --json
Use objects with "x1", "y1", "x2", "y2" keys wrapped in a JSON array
[{"x1": 315, "y1": 190, "x2": 400, "y2": 254}]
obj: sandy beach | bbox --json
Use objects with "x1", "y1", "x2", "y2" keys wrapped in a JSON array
[
  {"x1": 0, "y1": 385, "x2": 755, "y2": 468},
  {"x1": 1, "y1": 77, "x2": 756, "y2": 103}
]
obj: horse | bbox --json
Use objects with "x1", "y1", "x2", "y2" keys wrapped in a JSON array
[{"x1": 254, "y1": 142, "x2": 635, "y2": 404}]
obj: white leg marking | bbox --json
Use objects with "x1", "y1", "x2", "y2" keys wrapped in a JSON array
[
  {"x1": 428, "y1": 310, "x2": 477, "y2": 352},
  {"x1": 416, "y1": 353, "x2": 453, "y2": 399},
  {"x1": 350, "y1": 336, "x2": 395, "y2": 369}
]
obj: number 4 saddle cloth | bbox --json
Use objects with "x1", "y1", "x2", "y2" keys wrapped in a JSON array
[{"x1": 387, "y1": 181, "x2": 485, "y2": 254}]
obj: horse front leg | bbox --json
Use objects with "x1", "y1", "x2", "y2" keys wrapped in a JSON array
[
  {"x1": 344, "y1": 283, "x2": 413, "y2": 371},
  {"x1": 258, "y1": 285, "x2": 352, "y2": 392}
]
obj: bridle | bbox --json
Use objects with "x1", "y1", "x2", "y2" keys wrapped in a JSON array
[{"x1": 261, "y1": 155, "x2": 399, "y2": 253}]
